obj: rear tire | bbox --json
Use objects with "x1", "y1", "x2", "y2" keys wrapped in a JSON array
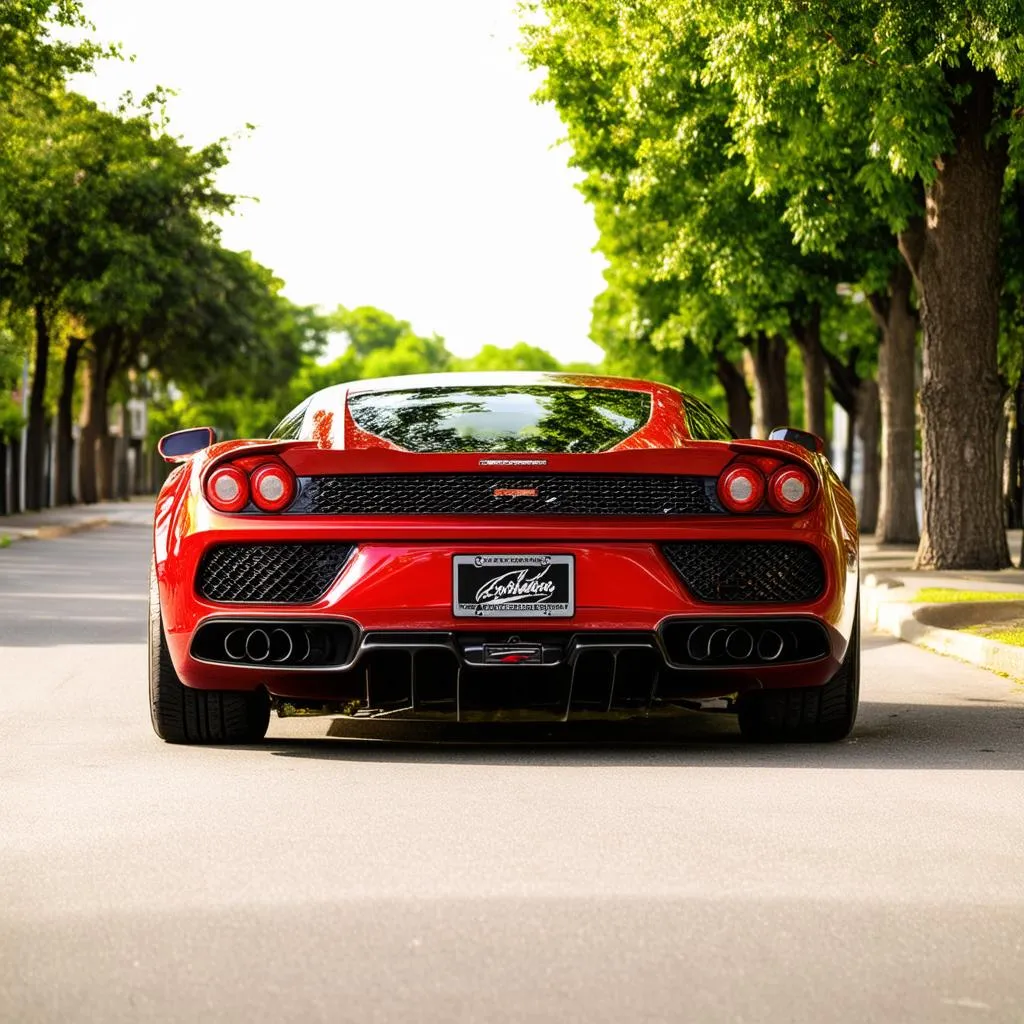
[
  {"x1": 738, "y1": 602, "x2": 860, "y2": 743},
  {"x1": 149, "y1": 561, "x2": 270, "y2": 744}
]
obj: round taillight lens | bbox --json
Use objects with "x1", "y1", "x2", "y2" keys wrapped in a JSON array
[
  {"x1": 205, "y1": 465, "x2": 249, "y2": 513},
  {"x1": 250, "y1": 463, "x2": 296, "y2": 512},
  {"x1": 717, "y1": 464, "x2": 765, "y2": 513},
  {"x1": 768, "y1": 465, "x2": 814, "y2": 514}
]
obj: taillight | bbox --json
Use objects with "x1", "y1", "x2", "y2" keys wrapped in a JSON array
[
  {"x1": 250, "y1": 462, "x2": 297, "y2": 512},
  {"x1": 768, "y1": 465, "x2": 814, "y2": 514},
  {"x1": 205, "y1": 466, "x2": 249, "y2": 513},
  {"x1": 717, "y1": 464, "x2": 765, "y2": 513}
]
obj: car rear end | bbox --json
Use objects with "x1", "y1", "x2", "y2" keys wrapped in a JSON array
[{"x1": 154, "y1": 375, "x2": 857, "y2": 724}]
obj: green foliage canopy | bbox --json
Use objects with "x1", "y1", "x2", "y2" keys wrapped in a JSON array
[{"x1": 0, "y1": 0, "x2": 108, "y2": 101}]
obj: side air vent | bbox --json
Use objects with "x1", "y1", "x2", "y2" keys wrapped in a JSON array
[
  {"x1": 662, "y1": 541, "x2": 825, "y2": 604},
  {"x1": 197, "y1": 543, "x2": 354, "y2": 604}
]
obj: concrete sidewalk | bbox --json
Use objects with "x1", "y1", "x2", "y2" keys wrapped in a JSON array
[
  {"x1": 861, "y1": 529, "x2": 1024, "y2": 585},
  {"x1": 0, "y1": 497, "x2": 154, "y2": 544},
  {"x1": 861, "y1": 531, "x2": 1024, "y2": 679}
]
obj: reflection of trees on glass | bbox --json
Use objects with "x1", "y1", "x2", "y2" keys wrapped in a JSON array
[
  {"x1": 682, "y1": 394, "x2": 735, "y2": 441},
  {"x1": 347, "y1": 386, "x2": 652, "y2": 453},
  {"x1": 531, "y1": 388, "x2": 650, "y2": 453},
  {"x1": 270, "y1": 398, "x2": 311, "y2": 439}
]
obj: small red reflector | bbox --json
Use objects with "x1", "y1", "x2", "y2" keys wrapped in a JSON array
[
  {"x1": 768, "y1": 466, "x2": 814, "y2": 514},
  {"x1": 250, "y1": 463, "x2": 297, "y2": 513},
  {"x1": 205, "y1": 466, "x2": 249, "y2": 513},
  {"x1": 717, "y1": 464, "x2": 765, "y2": 513}
]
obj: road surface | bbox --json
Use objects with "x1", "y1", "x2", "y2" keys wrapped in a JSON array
[{"x1": 2, "y1": 520, "x2": 1023, "y2": 1023}]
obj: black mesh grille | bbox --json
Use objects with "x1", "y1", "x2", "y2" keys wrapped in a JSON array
[
  {"x1": 662, "y1": 542, "x2": 825, "y2": 604},
  {"x1": 197, "y1": 543, "x2": 354, "y2": 604},
  {"x1": 294, "y1": 474, "x2": 721, "y2": 517}
]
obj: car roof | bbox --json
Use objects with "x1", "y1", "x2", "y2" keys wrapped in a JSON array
[
  {"x1": 325, "y1": 371, "x2": 673, "y2": 399},
  {"x1": 286, "y1": 371, "x2": 733, "y2": 449}
]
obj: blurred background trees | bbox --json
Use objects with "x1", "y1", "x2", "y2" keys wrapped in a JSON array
[
  {"x1": 6, "y1": 1, "x2": 1024, "y2": 570},
  {"x1": 0, "y1": 3, "x2": 329, "y2": 507}
]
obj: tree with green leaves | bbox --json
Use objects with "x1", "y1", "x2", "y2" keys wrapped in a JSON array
[
  {"x1": 143, "y1": 253, "x2": 329, "y2": 453},
  {"x1": 1, "y1": 77, "x2": 329, "y2": 507},
  {"x1": 325, "y1": 305, "x2": 451, "y2": 379},
  {"x1": 700, "y1": 0, "x2": 1024, "y2": 567},
  {"x1": 0, "y1": 2, "x2": 109, "y2": 510},
  {"x1": 151, "y1": 305, "x2": 456, "y2": 443},
  {"x1": 0, "y1": 307, "x2": 29, "y2": 514},
  {"x1": 457, "y1": 342, "x2": 561, "y2": 373},
  {"x1": 522, "y1": 0, "x2": 879, "y2": 456},
  {"x1": 0, "y1": 0, "x2": 108, "y2": 101},
  {"x1": 0, "y1": 87, "x2": 235, "y2": 506}
]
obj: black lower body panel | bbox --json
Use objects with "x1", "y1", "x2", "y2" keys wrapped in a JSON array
[{"x1": 270, "y1": 622, "x2": 836, "y2": 722}]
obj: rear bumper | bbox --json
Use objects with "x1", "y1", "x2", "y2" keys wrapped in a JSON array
[
  {"x1": 156, "y1": 519, "x2": 858, "y2": 716},
  {"x1": 187, "y1": 620, "x2": 845, "y2": 722}
]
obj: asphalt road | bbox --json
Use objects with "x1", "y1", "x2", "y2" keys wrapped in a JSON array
[{"x1": 2, "y1": 522, "x2": 1024, "y2": 1023}]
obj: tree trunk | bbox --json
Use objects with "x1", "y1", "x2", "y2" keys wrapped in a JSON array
[
  {"x1": 99, "y1": 433, "x2": 116, "y2": 501},
  {"x1": 898, "y1": 67, "x2": 1010, "y2": 569},
  {"x1": 842, "y1": 406, "x2": 856, "y2": 490},
  {"x1": 822, "y1": 347, "x2": 860, "y2": 482},
  {"x1": 97, "y1": 337, "x2": 125, "y2": 502},
  {"x1": 24, "y1": 303, "x2": 51, "y2": 511},
  {"x1": 0, "y1": 442, "x2": 7, "y2": 516},
  {"x1": 749, "y1": 333, "x2": 790, "y2": 438},
  {"x1": 43, "y1": 418, "x2": 53, "y2": 507},
  {"x1": 869, "y1": 263, "x2": 920, "y2": 544},
  {"x1": 55, "y1": 337, "x2": 85, "y2": 507},
  {"x1": 132, "y1": 441, "x2": 145, "y2": 494},
  {"x1": 714, "y1": 352, "x2": 753, "y2": 437},
  {"x1": 116, "y1": 403, "x2": 132, "y2": 499},
  {"x1": 8, "y1": 436, "x2": 21, "y2": 514},
  {"x1": 790, "y1": 304, "x2": 827, "y2": 441},
  {"x1": 856, "y1": 377, "x2": 881, "y2": 533},
  {"x1": 78, "y1": 329, "x2": 126, "y2": 504},
  {"x1": 78, "y1": 347, "x2": 107, "y2": 505},
  {"x1": 1016, "y1": 383, "x2": 1024, "y2": 546},
  {"x1": 1005, "y1": 409, "x2": 1017, "y2": 523}
]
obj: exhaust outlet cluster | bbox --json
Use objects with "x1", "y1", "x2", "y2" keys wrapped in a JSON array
[
  {"x1": 682, "y1": 624, "x2": 787, "y2": 665},
  {"x1": 224, "y1": 627, "x2": 293, "y2": 664},
  {"x1": 223, "y1": 625, "x2": 332, "y2": 665},
  {"x1": 190, "y1": 619, "x2": 355, "y2": 668}
]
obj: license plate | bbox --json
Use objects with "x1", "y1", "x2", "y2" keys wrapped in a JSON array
[{"x1": 453, "y1": 554, "x2": 575, "y2": 618}]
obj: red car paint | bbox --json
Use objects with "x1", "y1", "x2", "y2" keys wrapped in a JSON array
[{"x1": 154, "y1": 372, "x2": 859, "y2": 712}]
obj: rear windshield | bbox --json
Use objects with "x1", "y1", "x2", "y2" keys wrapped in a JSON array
[{"x1": 347, "y1": 385, "x2": 652, "y2": 454}]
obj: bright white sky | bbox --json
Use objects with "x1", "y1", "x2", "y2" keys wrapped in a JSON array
[{"x1": 69, "y1": 0, "x2": 607, "y2": 363}]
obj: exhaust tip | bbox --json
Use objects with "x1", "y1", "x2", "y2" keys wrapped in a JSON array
[
  {"x1": 685, "y1": 625, "x2": 709, "y2": 662},
  {"x1": 224, "y1": 627, "x2": 246, "y2": 661},
  {"x1": 244, "y1": 628, "x2": 271, "y2": 662},
  {"x1": 270, "y1": 627, "x2": 294, "y2": 664},
  {"x1": 725, "y1": 628, "x2": 754, "y2": 660},
  {"x1": 756, "y1": 629, "x2": 784, "y2": 662}
]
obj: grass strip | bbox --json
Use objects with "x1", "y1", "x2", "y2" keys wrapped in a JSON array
[{"x1": 912, "y1": 588, "x2": 1022, "y2": 604}]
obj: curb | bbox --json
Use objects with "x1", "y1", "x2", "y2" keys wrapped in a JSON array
[
  {"x1": 862, "y1": 575, "x2": 1024, "y2": 681},
  {"x1": 0, "y1": 516, "x2": 111, "y2": 546}
]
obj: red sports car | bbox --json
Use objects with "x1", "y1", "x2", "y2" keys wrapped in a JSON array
[{"x1": 150, "y1": 372, "x2": 860, "y2": 745}]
